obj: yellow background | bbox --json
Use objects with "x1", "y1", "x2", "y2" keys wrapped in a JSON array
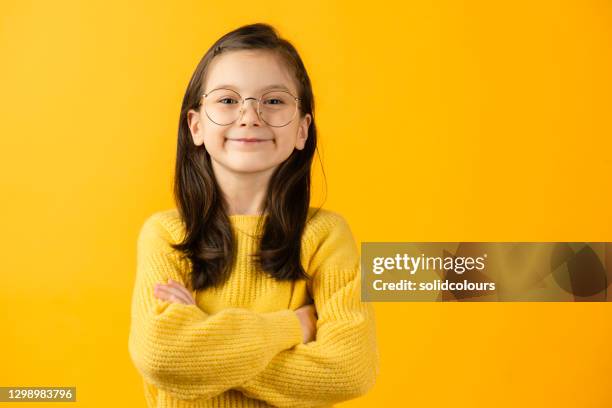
[{"x1": 1, "y1": 0, "x2": 611, "y2": 406}]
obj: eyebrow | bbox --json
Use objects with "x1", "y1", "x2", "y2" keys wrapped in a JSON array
[{"x1": 208, "y1": 84, "x2": 293, "y2": 93}]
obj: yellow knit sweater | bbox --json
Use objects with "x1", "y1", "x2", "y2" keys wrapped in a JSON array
[{"x1": 128, "y1": 207, "x2": 379, "y2": 408}]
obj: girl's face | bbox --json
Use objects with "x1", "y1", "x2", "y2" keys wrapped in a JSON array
[{"x1": 187, "y1": 50, "x2": 312, "y2": 176}]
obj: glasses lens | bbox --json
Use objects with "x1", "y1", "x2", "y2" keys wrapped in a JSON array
[
  {"x1": 259, "y1": 91, "x2": 298, "y2": 127},
  {"x1": 204, "y1": 89, "x2": 241, "y2": 125}
]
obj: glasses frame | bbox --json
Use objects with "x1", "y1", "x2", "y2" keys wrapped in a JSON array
[{"x1": 200, "y1": 88, "x2": 301, "y2": 128}]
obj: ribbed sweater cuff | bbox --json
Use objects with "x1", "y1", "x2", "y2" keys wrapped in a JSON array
[{"x1": 261, "y1": 309, "x2": 303, "y2": 353}]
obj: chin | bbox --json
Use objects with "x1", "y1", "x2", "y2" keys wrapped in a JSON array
[{"x1": 227, "y1": 163, "x2": 277, "y2": 174}]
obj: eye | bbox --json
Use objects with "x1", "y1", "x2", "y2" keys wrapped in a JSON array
[
  {"x1": 264, "y1": 98, "x2": 284, "y2": 105},
  {"x1": 218, "y1": 97, "x2": 239, "y2": 104}
]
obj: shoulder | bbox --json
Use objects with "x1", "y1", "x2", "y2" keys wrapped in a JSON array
[
  {"x1": 138, "y1": 208, "x2": 185, "y2": 249},
  {"x1": 302, "y1": 207, "x2": 358, "y2": 272},
  {"x1": 305, "y1": 207, "x2": 350, "y2": 230},
  {"x1": 304, "y1": 207, "x2": 355, "y2": 241}
]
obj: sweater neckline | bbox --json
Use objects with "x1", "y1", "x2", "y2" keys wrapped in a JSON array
[{"x1": 228, "y1": 213, "x2": 268, "y2": 230}]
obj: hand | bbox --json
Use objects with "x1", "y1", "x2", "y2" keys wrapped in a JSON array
[
  {"x1": 295, "y1": 303, "x2": 318, "y2": 344},
  {"x1": 153, "y1": 278, "x2": 196, "y2": 305}
]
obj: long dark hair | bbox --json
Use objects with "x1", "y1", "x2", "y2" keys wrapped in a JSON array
[{"x1": 171, "y1": 23, "x2": 324, "y2": 291}]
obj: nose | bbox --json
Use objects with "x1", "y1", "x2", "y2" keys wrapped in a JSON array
[{"x1": 238, "y1": 98, "x2": 261, "y2": 127}]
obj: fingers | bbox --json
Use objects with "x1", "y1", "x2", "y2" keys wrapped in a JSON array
[
  {"x1": 155, "y1": 286, "x2": 192, "y2": 305},
  {"x1": 305, "y1": 304, "x2": 318, "y2": 318},
  {"x1": 154, "y1": 285, "x2": 188, "y2": 304},
  {"x1": 154, "y1": 282, "x2": 194, "y2": 305},
  {"x1": 297, "y1": 303, "x2": 316, "y2": 312},
  {"x1": 166, "y1": 279, "x2": 196, "y2": 305},
  {"x1": 155, "y1": 278, "x2": 195, "y2": 305}
]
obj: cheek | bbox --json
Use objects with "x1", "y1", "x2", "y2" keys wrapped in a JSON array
[
  {"x1": 276, "y1": 139, "x2": 295, "y2": 154},
  {"x1": 274, "y1": 126, "x2": 299, "y2": 148},
  {"x1": 201, "y1": 125, "x2": 226, "y2": 151}
]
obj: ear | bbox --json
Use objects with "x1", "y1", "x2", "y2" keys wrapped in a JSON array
[
  {"x1": 295, "y1": 113, "x2": 311, "y2": 150},
  {"x1": 187, "y1": 108, "x2": 204, "y2": 146}
]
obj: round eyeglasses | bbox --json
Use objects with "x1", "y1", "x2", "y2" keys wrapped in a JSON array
[{"x1": 200, "y1": 88, "x2": 300, "y2": 127}]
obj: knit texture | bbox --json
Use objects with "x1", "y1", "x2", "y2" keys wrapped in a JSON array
[{"x1": 128, "y1": 207, "x2": 379, "y2": 408}]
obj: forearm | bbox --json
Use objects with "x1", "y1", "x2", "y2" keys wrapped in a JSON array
[
  {"x1": 129, "y1": 298, "x2": 303, "y2": 401},
  {"x1": 235, "y1": 271, "x2": 379, "y2": 408},
  {"x1": 129, "y1": 213, "x2": 303, "y2": 401}
]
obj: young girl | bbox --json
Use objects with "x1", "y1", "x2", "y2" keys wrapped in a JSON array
[{"x1": 128, "y1": 23, "x2": 379, "y2": 408}]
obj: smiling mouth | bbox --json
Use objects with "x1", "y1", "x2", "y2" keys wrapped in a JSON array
[{"x1": 226, "y1": 138, "x2": 272, "y2": 143}]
